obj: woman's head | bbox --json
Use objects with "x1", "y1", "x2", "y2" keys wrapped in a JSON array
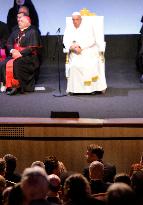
[{"x1": 16, "y1": 0, "x2": 25, "y2": 6}]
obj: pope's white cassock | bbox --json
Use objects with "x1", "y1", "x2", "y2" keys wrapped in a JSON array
[{"x1": 63, "y1": 16, "x2": 107, "y2": 93}]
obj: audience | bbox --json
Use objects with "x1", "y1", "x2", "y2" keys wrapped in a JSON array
[
  {"x1": 131, "y1": 170, "x2": 143, "y2": 205},
  {"x1": 106, "y1": 182, "x2": 135, "y2": 205},
  {"x1": 83, "y1": 144, "x2": 116, "y2": 183},
  {"x1": 47, "y1": 174, "x2": 62, "y2": 204},
  {"x1": 114, "y1": 172, "x2": 131, "y2": 186},
  {"x1": 21, "y1": 166, "x2": 48, "y2": 203},
  {"x1": 44, "y1": 155, "x2": 71, "y2": 191},
  {"x1": 8, "y1": 166, "x2": 49, "y2": 205},
  {"x1": 3, "y1": 154, "x2": 21, "y2": 184},
  {"x1": 44, "y1": 156, "x2": 60, "y2": 176},
  {"x1": 0, "y1": 152, "x2": 143, "y2": 205},
  {"x1": 89, "y1": 161, "x2": 109, "y2": 194},
  {"x1": 31, "y1": 161, "x2": 45, "y2": 169},
  {"x1": 63, "y1": 173, "x2": 104, "y2": 205}
]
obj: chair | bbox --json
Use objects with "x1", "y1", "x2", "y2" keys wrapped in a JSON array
[{"x1": 0, "y1": 48, "x2": 6, "y2": 62}]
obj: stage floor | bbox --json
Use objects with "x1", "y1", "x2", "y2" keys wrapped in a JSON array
[{"x1": 0, "y1": 58, "x2": 143, "y2": 119}]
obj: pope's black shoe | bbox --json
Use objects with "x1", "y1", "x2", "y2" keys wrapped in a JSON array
[{"x1": 6, "y1": 87, "x2": 17, "y2": 95}]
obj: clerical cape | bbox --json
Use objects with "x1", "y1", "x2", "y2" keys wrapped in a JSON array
[{"x1": 0, "y1": 25, "x2": 40, "y2": 92}]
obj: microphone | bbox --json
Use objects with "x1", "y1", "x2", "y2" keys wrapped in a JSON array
[{"x1": 56, "y1": 27, "x2": 60, "y2": 34}]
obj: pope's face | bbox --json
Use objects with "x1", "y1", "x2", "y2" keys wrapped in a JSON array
[
  {"x1": 72, "y1": 15, "x2": 82, "y2": 28},
  {"x1": 16, "y1": 0, "x2": 25, "y2": 6}
]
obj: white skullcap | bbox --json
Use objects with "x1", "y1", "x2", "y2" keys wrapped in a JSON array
[{"x1": 72, "y1": 12, "x2": 81, "y2": 16}]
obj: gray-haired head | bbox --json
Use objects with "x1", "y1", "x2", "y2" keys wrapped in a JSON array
[
  {"x1": 21, "y1": 166, "x2": 49, "y2": 201},
  {"x1": 107, "y1": 182, "x2": 135, "y2": 205},
  {"x1": 89, "y1": 160, "x2": 104, "y2": 180}
]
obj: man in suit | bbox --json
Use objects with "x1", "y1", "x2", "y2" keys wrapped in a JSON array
[{"x1": 83, "y1": 144, "x2": 116, "y2": 183}]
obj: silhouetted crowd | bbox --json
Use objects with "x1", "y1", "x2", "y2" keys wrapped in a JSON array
[{"x1": 0, "y1": 144, "x2": 143, "y2": 205}]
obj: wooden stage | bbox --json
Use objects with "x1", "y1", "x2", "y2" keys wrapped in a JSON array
[{"x1": 0, "y1": 117, "x2": 143, "y2": 175}]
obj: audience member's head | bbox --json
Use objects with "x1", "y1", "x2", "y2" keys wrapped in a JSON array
[
  {"x1": 3, "y1": 154, "x2": 17, "y2": 174},
  {"x1": 0, "y1": 175, "x2": 6, "y2": 193},
  {"x1": 86, "y1": 144, "x2": 104, "y2": 163},
  {"x1": 47, "y1": 174, "x2": 61, "y2": 193},
  {"x1": 63, "y1": 173, "x2": 91, "y2": 201},
  {"x1": 106, "y1": 182, "x2": 135, "y2": 205},
  {"x1": 58, "y1": 161, "x2": 67, "y2": 174},
  {"x1": 89, "y1": 160, "x2": 104, "y2": 180},
  {"x1": 44, "y1": 155, "x2": 60, "y2": 176},
  {"x1": 0, "y1": 158, "x2": 6, "y2": 176},
  {"x1": 114, "y1": 173, "x2": 131, "y2": 186},
  {"x1": 131, "y1": 170, "x2": 143, "y2": 196},
  {"x1": 72, "y1": 12, "x2": 82, "y2": 28},
  {"x1": 130, "y1": 163, "x2": 143, "y2": 177},
  {"x1": 31, "y1": 161, "x2": 45, "y2": 169},
  {"x1": 20, "y1": 166, "x2": 49, "y2": 202}
]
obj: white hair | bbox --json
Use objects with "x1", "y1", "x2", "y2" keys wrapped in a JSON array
[
  {"x1": 89, "y1": 160, "x2": 104, "y2": 170},
  {"x1": 72, "y1": 12, "x2": 81, "y2": 17},
  {"x1": 21, "y1": 166, "x2": 49, "y2": 200}
]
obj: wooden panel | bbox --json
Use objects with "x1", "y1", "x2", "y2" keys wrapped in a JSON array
[
  {"x1": 0, "y1": 138, "x2": 142, "y2": 175},
  {"x1": 0, "y1": 117, "x2": 143, "y2": 175}
]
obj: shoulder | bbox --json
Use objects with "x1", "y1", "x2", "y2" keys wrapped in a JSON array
[
  {"x1": 87, "y1": 196, "x2": 105, "y2": 205},
  {"x1": 103, "y1": 162, "x2": 116, "y2": 170},
  {"x1": 11, "y1": 27, "x2": 19, "y2": 35},
  {"x1": 28, "y1": 26, "x2": 39, "y2": 34}
]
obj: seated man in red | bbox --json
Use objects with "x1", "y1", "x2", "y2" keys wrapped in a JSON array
[{"x1": 0, "y1": 15, "x2": 40, "y2": 95}]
